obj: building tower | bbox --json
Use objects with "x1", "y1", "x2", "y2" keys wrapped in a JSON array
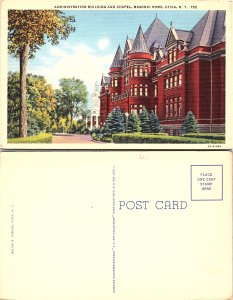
[{"x1": 90, "y1": 82, "x2": 100, "y2": 129}]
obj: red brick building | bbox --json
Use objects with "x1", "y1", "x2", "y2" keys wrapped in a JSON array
[{"x1": 100, "y1": 11, "x2": 225, "y2": 134}]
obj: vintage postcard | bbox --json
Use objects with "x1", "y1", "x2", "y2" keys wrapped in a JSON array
[
  {"x1": 0, "y1": 0, "x2": 232, "y2": 149},
  {"x1": 0, "y1": 151, "x2": 232, "y2": 299}
]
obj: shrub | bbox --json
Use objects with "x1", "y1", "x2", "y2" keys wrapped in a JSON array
[
  {"x1": 101, "y1": 137, "x2": 112, "y2": 143},
  {"x1": 150, "y1": 111, "x2": 161, "y2": 133},
  {"x1": 181, "y1": 111, "x2": 199, "y2": 133},
  {"x1": 184, "y1": 133, "x2": 225, "y2": 140},
  {"x1": 127, "y1": 111, "x2": 141, "y2": 133},
  {"x1": 139, "y1": 107, "x2": 151, "y2": 133},
  {"x1": 112, "y1": 133, "x2": 224, "y2": 144},
  {"x1": 8, "y1": 132, "x2": 52, "y2": 143}
]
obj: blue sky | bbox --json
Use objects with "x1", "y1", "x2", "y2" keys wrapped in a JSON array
[{"x1": 8, "y1": 10, "x2": 207, "y2": 106}]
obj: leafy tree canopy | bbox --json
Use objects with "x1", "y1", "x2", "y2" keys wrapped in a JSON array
[{"x1": 8, "y1": 10, "x2": 75, "y2": 58}]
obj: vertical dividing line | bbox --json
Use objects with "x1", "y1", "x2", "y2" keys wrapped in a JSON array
[
  {"x1": 210, "y1": 54, "x2": 213, "y2": 133},
  {"x1": 112, "y1": 166, "x2": 116, "y2": 293}
]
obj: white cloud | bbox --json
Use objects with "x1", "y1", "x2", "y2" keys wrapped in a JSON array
[
  {"x1": 97, "y1": 38, "x2": 110, "y2": 50},
  {"x1": 28, "y1": 43, "x2": 113, "y2": 106}
]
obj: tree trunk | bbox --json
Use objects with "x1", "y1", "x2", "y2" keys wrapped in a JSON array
[{"x1": 19, "y1": 43, "x2": 29, "y2": 137}]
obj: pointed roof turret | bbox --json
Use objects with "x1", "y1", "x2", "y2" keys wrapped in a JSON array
[
  {"x1": 123, "y1": 36, "x2": 134, "y2": 54},
  {"x1": 131, "y1": 25, "x2": 150, "y2": 54},
  {"x1": 144, "y1": 17, "x2": 169, "y2": 49},
  {"x1": 110, "y1": 45, "x2": 123, "y2": 68}
]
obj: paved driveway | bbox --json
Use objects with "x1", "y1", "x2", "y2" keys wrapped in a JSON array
[{"x1": 52, "y1": 134, "x2": 101, "y2": 144}]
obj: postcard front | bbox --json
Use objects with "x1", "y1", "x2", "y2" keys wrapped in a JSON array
[{"x1": 0, "y1": 0, "x2": 232, "y2": 149}]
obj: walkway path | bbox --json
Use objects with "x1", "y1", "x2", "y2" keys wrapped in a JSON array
[{"x1": 52, "y1": 134, "x2": 102, "y2": 144}]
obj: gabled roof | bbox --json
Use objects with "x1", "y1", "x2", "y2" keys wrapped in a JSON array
[
  {"x1": 110, "y1": 45, "x2": 123, "y2": 68},
  {"x1": 165, "y1": 28, "x2": 193, "y2": 48},
  {"x1": 144, "y1": 17, "x2": 169, "y2": 49},
  {"x1": 131, "y1": 25, "x2": 150, "y2": 54},
  {"x1": 188, "y1": 10, "x2": 225, "y2": 49},
  {"x1": 101, "y1": 75, "x2": 110, "y2": 85}
]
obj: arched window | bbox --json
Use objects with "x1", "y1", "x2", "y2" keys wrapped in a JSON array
[
  {"x1": 139, "y1": 84, "x2": 143, "y2": 96},
  {"x1": 139, "y1": 66, "x2": 143, "y2": 77}
]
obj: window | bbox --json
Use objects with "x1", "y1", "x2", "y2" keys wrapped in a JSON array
[
  {"x1": 154, "y1": 84, "x2": 157, "y2": 97},
  {"x1": 124, "y1": 74, "x2": 128, "y2": 85},
  {"x1": 170, "y1": 77, "x2": 173, "y2": 88},
  {"x1": 139, "y1": 85, "x2": 143, "y2": 96},
  {"x1": 168, "y1": 50, "x2": 172, "y2": 64},
  {"x1": 114, "y1": 78, "x2": 118, "y2": 87},
  {"x1": 145, "y1": 67, "x2": 148, "y2": 77},
  {"x1": 174, "y1": 75, "x2": 178, "y2": 87},
  {"x1": 174, "y1": 98, "x2": 178, "y2": 116},
  {"x1": 130, "y1": 68, "x2": 133, "y2": 77},
  {"x1": 173, "y1": 48, "x2": 177, "y2": 61},
  {"x1": 155, "y1": 105, "x2": 157, "y2": 115},
  {"x1": 130, "y1": 86, "x2": 133, "y2": 96},
  {"x1": 165, "y1": 78, "x2": 169, "y2": 89},
  {"x1": 139, "y1": 66, "x2": 143, "y2": 77},
  {"x1": 145, "y1": 85, "x2": 148, "y2": 97},
  {"x1": 178, "y1": 74, "x2": 182, "y2": 85},
  {"x1": 169, "y1": 99, "x2": 173, "y2": 117},
  {"x1": 134, "y1": 67, "x2": 138, "y2": 77},
  {"x1": 178, "y1": 97, "x2": 182, "y2": 116},
  {"x1": 165, "y1": 100, "x2": 169, "y2": 117},
  {"x1": 134, "y1": 85, "x2": 137, "y2": 96}
]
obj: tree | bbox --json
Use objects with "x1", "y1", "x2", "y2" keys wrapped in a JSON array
[
  {"x1": 8, "y1": 72, "x2": 57, "y2": 138},
  {"x1": 150, "y1": 111, "x2": 161, "y2": 133},
  {"x1": 181, "y1": 111, "x2": 199, "y2": 133},
  {"x1": 104, "y1": 108, "x2": 125, "y2": 135},
  {"x1": 8, "y1": 10, "x2": 75, "y2": 137},
  {"x1": 55, "y1": 78, "x2": 88, "y2": 132},
  {"x1": 127, "y1": 111, "x2": 141, "y2": 133},
  {"x1": 139, "y1": 107, "x2": 151, "y2": 133}
]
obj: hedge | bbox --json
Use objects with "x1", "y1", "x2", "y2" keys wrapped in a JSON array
[
  {"x1": 112, "y1": 133, "x2": 224, "y2": 144},
  {"x1": 8, "y1": 133, "x2": 52, "y2": 143},
  {"x1": 184, "y1": 133, "x2": 225, "y2": 140}
]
